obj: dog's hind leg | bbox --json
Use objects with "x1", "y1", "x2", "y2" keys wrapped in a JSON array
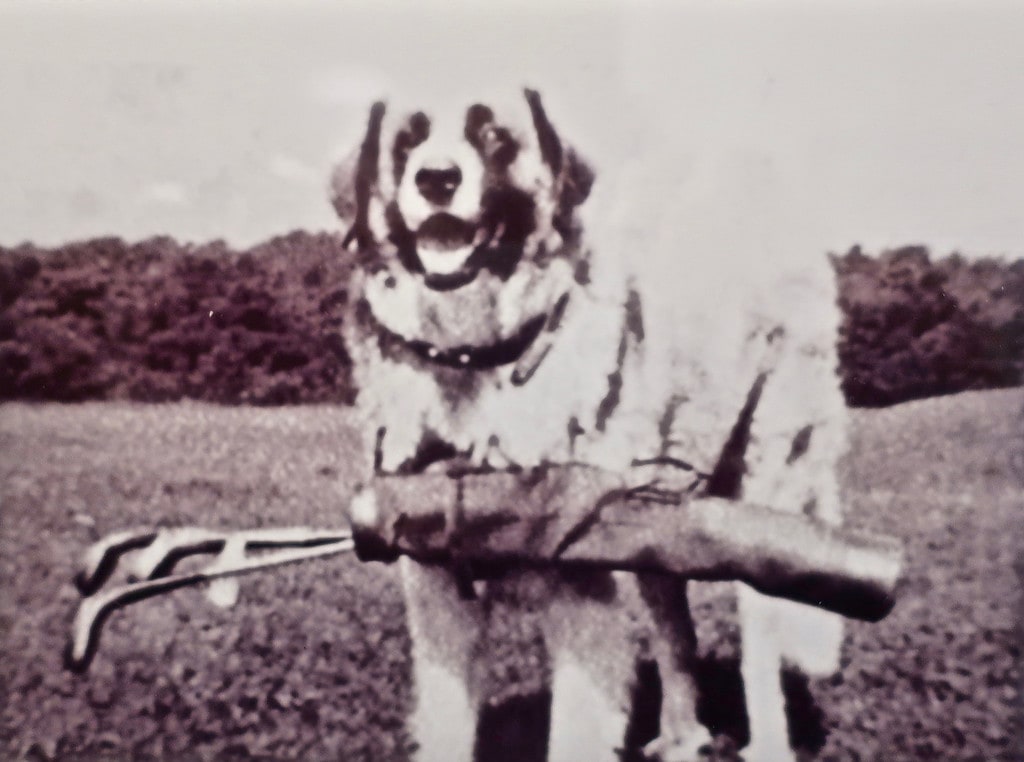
[
  {"x1": 543, "y1": 571, "x2": 666, "y2": 762},
  {"x1": 547, "y1": 654, "x2": 629, "y2": 762},
  {"x1": 544, "y1": 581, "x2": 630, "y2": 757},
  {"x1": 400, "y1": 558, "x2": 483, "y2": 762}
]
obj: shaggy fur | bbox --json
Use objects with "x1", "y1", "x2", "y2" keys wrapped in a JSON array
[{"x1": 330, "y1": 89, "x2": 847, "y2": 762}]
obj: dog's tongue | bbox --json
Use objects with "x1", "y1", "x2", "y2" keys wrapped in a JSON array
[{"x1": 417, "y1": 213, "x2": 475, "y2": 252}]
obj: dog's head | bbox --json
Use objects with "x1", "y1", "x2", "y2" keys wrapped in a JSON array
[
  {"x1": 331, "y1": 89, "x2": 594, "y2": 357},
  {"x1": 333, "y1": 88, "x2": 594, "y2": 288}
]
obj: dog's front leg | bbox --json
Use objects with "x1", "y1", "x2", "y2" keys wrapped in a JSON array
[
  {"x1": 400, "y1": 558, "x2": 484, "y2": 762},
  {"x1": 542, "y1": 571, "x2": 665, "y2": 762}
]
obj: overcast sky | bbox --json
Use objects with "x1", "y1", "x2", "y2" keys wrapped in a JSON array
[{"x1": 1, "y1": 0, "x2": 1022, "y2": 267}]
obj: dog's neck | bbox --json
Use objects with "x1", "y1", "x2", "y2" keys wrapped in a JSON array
[
  {"x1": 372, "y1": 311, "x2": 550, "y2": 374},
  {"x1": 358, "y1": 256, "x2": 577, "y2": 364}
]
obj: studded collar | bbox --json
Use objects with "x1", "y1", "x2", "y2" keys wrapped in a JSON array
[{"x1": 382, "y1": 312, "x2": 548, "y2": 373}]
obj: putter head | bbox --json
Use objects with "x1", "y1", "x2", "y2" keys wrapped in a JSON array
[{"x1": 66, "y1": 525, "x2": 355, "y2": 672}]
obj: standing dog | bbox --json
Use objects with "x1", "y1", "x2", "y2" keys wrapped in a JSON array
[{"x1": 330, "y1": 88, "x2": 847, "y2": 762}]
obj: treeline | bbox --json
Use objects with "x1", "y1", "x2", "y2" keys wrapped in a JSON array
[
  {"x1": 0, "y1": 233, "x2": 356, "y2": 405},
  {"x1": 1, "y1": 235, "x2": 1021, "y2": 407},
  {"x1": 833, "y1": 246, "x2": 1023, "y2": 407}
]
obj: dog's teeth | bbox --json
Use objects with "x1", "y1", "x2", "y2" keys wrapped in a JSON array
[
  {"x1": 427, "y1": 346, "x2": 439, "y2": 358},
  {"x1": 459, "y1": 353, "x2": 470, "y2": 365},
  {"x1": 418, "y1": 246, "x2": 474, "y2": 274}
]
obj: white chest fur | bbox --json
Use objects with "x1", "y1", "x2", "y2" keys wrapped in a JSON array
[
  {"x1": 355, "y1": 279, "x2": 628, "y2": 473},
  {"x1": 354, "y1": 287, "x2": 774, "y2": 477}
]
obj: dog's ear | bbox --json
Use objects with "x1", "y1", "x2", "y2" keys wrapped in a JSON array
[
  {"x1": 330, "y1": 101, "x2": 386, "y2": 252},
  {"x1": 524, "y1": 88, "x2": 594, "y2": 205},
  {"x1": 329, "y1": 152, "x2": 359, "y2": 224},
  {"x1": 524, "y1": 88, "x2": 594, "y2": 238},
  {"x1": 560, "y1": 146, "x2": 595, "y2": 209},
  {"x1": 552, "y1": 146, "x2": 595, "y2": 242},
  {"x1": 524, "y1": 88, "x2": 564, "y2": 176}
]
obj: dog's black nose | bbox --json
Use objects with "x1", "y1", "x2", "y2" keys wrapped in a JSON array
[{"x1": 415, "y1": 164, "x2": 462, "y2": 206}]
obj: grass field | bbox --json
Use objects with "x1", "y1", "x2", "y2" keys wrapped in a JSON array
[{"x1": 1, "y1": 389, "x2": 1022, "y2": 761}]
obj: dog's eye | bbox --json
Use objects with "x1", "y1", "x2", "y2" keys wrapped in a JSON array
[
  {"x1": 483, "y1": 126, "x2": 518, "y2": 166},
  {"x1": 465, "y1": 104, "x2": 495, "y2": 148},
  {"x1": 395, "y1": 113, "x2": 430, "y2": 154},
  {"x1": 392, "y1": 112, "x2": 431, "y2": 182},
  {"x1": 408, "y1": 112, "x2": 430, "y2": 143}
]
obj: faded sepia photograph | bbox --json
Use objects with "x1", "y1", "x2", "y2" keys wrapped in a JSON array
[{"x1": 1, "y1": 2, "x2": 1021, "y2": 760}]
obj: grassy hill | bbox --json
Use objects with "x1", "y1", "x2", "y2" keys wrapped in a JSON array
[{"x1": 1, "y1": 389, "x2": 1022, "y2": 760}]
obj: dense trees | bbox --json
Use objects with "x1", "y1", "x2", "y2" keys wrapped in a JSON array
[
  {"x1": 1, "y1": 236, "x2": 1020, "y2": 407},
  {"x1": 833, "y1": 246, "x2": 1023, "y2": 406},
  {"x1": 0, "y1": 233, "x2": 355, "y2": 405}
]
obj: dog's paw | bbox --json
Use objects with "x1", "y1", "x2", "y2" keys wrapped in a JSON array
[
  {"x1": 641, "y1": 726, "x2": 713, "y2": 762},
  {"x1": 740, "y1": 740, "x2": 797, "y2": 762}
]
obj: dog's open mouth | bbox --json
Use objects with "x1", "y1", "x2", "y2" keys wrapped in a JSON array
[
  {"x1": 399, "y1": 189, "x2": 537, "y2": 291},
  {"x1": 413, "y1": 213, "x2": 478, "y2": 290},
  {"x1": 413, "y1": 216, "x2": 520, "y2": 291},
  {"x1": 417, "y1": 213, "x2": 475, "y2": 253},
  {"x1": 411, "y1": 189, "x2": 536, "y2": 290}
]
